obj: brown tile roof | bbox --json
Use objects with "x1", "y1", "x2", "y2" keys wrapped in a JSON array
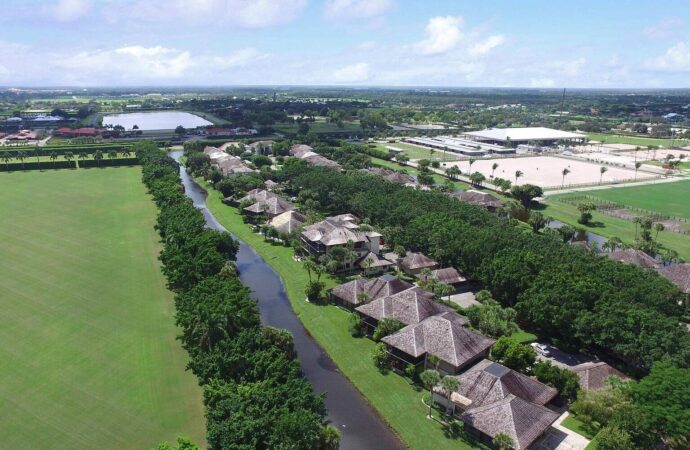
[
  {"x1": 451, "y1": 359, "x2": 558, "y2": 407},
  {"x1": 264, "y1": 179, "x2": 279, "y2": 190},
  {"x1": 303, "y1": 153, "x2": 342, "y2": 169},
  {"x1": 239, "y1": 189, "x2": 277, "y2": 203},
  {"x1": 289, "y1": 144, "x2": 314, "y2": 157},
  {"x1": 356, "y1": 287, "x2": 451, "y2": 324},
  {"x1": 571, "y1": 361, "x2": 630, "y2": 390},
  {"x1": 382, "y1": 312, "x2": 494, "y2": 368},
  {"x1": 244, "y1": 196, "x2": 295, "y2": 216},
  {"x1": 656, "y1": 263, "x2": 690, "y2": 293},
  {"x1": 361, "y1": 167, "x2": 416, "y2": 185},
  {"x1": 460, "y1": 394, "x2": 559, "y2": 450},
  {"x1": 269, "y1": 210, "x2": 307, "y2": 234},
  {"x1": 358, "y1": 251, "x2": 395, "y2": 269},
  {"x1": 452, "y1": 190, "x2": 504, "y2": 208},
  {"x1": 428, "y1": 267, "x2": 466, "y2": 285},
  {"x1": 606, "y1": 248, "x2": 660, "y2": 269},
  {"x1": 331, "y1": 275, "x2": 413, "y2": 306},
  {"x1": 399, "y1": 252, "x2": 439, "y2": 271}
]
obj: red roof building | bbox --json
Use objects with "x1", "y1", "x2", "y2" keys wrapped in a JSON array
[{"x1": 55, "y1": 127, "x2": 99, "y2": 137}]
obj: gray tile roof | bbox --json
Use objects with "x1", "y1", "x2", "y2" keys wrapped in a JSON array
[
  {"x1": 356, "y1": 287, "x2": 450, "y2": 324},
  {"x1": 452, "y1": 189, "x2": 504, "y2": 208},
  {"x1": 302, "y1": 215, "x2": 374, "y2": 247},
  {"x1": 382, "y1": 312, "x2": 493, "y2": 368},
  {"x1": 244, "y1": 196, "x2": 295, "y2": 216},
  {"x1": 239, "y1": 189, "x2": 277, "y2": 204},
  {"x1": 428, "y1": 267, "x2": 466, "y2": 285},
  {"x1": 269, "y1": 210, "x2": 307, "y2": 234},
  {"x1": 331, "y1": 276, "x2": 414, "y2": 306},
  {"x1": 361, "y1": 167, "x2": 416, "y2": 185}
]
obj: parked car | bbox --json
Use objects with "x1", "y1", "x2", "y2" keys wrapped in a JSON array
[{"x1": 531, "y1": 342, "x2": 551, "y2": 356}]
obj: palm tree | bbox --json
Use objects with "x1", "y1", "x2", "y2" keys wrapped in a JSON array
[
  {"x1": 468, "y1": 158, "x2": 476, "y2": 173},
  {"x1": 107, "y1": 149, "x2": 117, "y2": 160},
  {"x1": 491, "y1": 162, "x2": 499, "y2": 178},
  {"x1": 633, "y1": 216, "x2": 642, "y2": 240},
  {"x1": 599, "y1": 166, "x2": 608, "y2": 184},
  {"x1": 93, "y1": 150, "x2": 103, "y2": 167},
  {"x1": 64, "y1": 151, "x2": 74, "y2": 168},
  {"x1": 561, "y1": 168, "x2": 571, "y2": 188},
  {"x1": 420, "y1": 369, "x2": 440, "y2": 419},
  {"x1": 514, "y1": 170, "x2": 523, "y2": 184},
  {"x1": 441, "y1": 376, "x2": 460, "y2": 416},
  {"x1": 1, "y1": 153, "x2": 11, "y2": 171},
  {"x1": 492, "y1": 432, "x2": 515, "y2": 450},
  {"x1": 122, "y1": 148, "x2": 132, "y2": 158},
  {"x1": 634, "y1": 161, "x2": 642, "y2": 180},
  {"x1": 303, "y1": 259, "x2": 317, "y2": 283},
  {"x1": 33, "y1": 146, "x2": 41, "y2": 170},
  {"x1": 16, "y1": 150, "x2": 27, "y2": 170},
  {"x1": 78, "y1": 152, "x2": 88, "y2": 168},
  {"x1": 445, "y1": 166, "x2": 461, "y2": 180},
  {"x1": 49, "y1": 151, "x2": 58, "y2": 168},
  {"x1": 654, "y1": 222, "x2": 665, "y2": 240}
]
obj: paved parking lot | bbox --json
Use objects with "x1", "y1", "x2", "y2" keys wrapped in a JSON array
[{"x1": 533, "y1": 343, "x2": 593, "y2": 368}]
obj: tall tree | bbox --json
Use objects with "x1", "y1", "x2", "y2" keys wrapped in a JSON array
[
  {"x1": 561, "y1": 168, "x2": 571, "y2": 188},
  {"x1": 420, "y1": 369, "x2": 441, "y2": 419}
]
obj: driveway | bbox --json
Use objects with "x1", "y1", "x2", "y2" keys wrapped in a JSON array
[
  {"x1": 534, "y1": 343, "x2": 593, "y2": 369},
  {"x1": 532, "y1": 412, "x2": 590, "y2": 450}
]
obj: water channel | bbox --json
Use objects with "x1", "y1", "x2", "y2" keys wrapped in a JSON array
[{"x1": 170, "y1": 151, "x2": 404, "y2": 450}]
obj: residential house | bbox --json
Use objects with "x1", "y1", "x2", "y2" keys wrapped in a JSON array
[
  {"x1": 289, "y1": 144, "x2": 314, "y2": 157},
  {"x1": 243, "y1": 196, "x2": 295, "y2": 220},
  {"x1": 239, "y1": 188, "x2": 277, "y2": 204},
  {"x1": 358, "y1": 251, "x2": 395, "y2": 275},
  {"x1": 382, "y1": 311, "x2": 494, "y2": 374},
  {"x1": 571, "y1": 361, "x2": 630, "y2": 390},
  {"x1": 330, "y1": 274, "x2": 413, "y2": 309},
  {"x1": 452, "y1": 189, "x2": 504, "y2": 212},
  {"x1": 606, "y1": 248, "x2": 659, "y2": 269},
  {"x1": 355, "y1": 286, "x2": 451, "y2": 333},
  {"x1": 269, "y1": 210, "x2": 307, "y2": 234},
  {"x1": 360, "y1": 167, "x2": 416, "y2": 186},
  {"x1": 248, "y1": 140, "x2": 274, "y2": 155},
  {"x1": 423, "y1": 267, "x2": 467, "y2": 289},
  {"x1": 264, "y1": 179, "x2": 279, "y2": 191},
  {"x1": 300, "y1": 214, "x2": 382, "y2": 270},
  {"x1": 289, "y1": 143, "x2": 342, "y2": 169},
  {"x1": 399, "y1": 252, "x2": 440, "y2": 276},
  {"x1": 432, "y1": 359, "x2": 559, "y2": 450},
  {"x1": 656, "y1": 263, "x2": 690, "y2": 293},
  {"x1": 203, "y1": 146, "x2": 255, "y2": 176}
]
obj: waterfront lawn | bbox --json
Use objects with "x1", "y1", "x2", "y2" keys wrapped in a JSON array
[
  {"x1": 541, "y1": 198, "x2": 690, "y2": 260},
  {"x1": 0, "y1": 168, "x2": 205, "y2": 449},
  {"x1": 200, "y1": 179, "x2": 487, "y2": 450},
  {"x1": 578, "y1": 180, "x2": 690, "y2": 220}
]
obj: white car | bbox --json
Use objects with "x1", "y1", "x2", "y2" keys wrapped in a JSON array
[{"x1": 531, "y1": 343, "x2": 551, "y2": 356}]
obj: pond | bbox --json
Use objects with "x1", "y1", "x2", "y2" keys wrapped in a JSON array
[{"x1": 102, "y1": 111, "x2": 212, "y2": 131}]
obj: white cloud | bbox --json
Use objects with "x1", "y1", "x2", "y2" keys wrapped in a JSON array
[
  {"x1": 210, "y1": 48, "x2": 268, "y2": 68},
  {"x1": 646, "y1": 41, "x2": 690, "y2": 72},
  {"x1": 57, "y1": 46, "x2": 192, "y2": 81},
  {"x1": 469, "y1": 34, "x2": 505, "y2": 56},
  {"x1": 332, "y1": 62, "x2": 371, "y2": 83},
  {"x1": 43, "y1": 0, "x2": 92, "y2": 22},
  {"x1": 530, "y1": 78, "x2": 556, "y2": 88},
  {"x1": 324, "y1": 0, "x2": 393, "y2": 21},
  {"x1": 643, "y1": 18, "x2": 685, "y2": 39},
  {"x1": 560, "y1": 57, "x2": 586, "y2": 76},
  {"x1": 414, "y1": 16, "x2": 463, "y2": 55}
]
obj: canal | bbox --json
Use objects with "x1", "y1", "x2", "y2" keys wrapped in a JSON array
[{"x1": 170, "y1": 151, "x2": 405, "y2": 450}]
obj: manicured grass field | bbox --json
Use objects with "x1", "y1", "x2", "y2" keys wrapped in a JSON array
[
  {"x1": 199, "y1": 178, "x2": 487, "y2": 450},
  {"x1": 580, "y1": 180, "x2": 690, "y2": 220},
  {"x1": 376, "y1": 143, "x2": 462, "y2": 162},
  {"x1": 561, "y1": 415, "x2": 597, "y2": 440},
  {"x1": 586, "y1": 133, "x2": 684, "y2": 148},
  {"x1": 0, "y1": 168, "x2": 205, "y2": 449}
]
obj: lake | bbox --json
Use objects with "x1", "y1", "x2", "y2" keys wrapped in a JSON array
[{"x1": 102, "y1": 111, "x2": 213, "y2": 131}]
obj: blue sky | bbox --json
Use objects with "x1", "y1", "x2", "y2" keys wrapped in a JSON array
[{"x1": 1, "y1": 0, "x2": 690, "y2": 87}]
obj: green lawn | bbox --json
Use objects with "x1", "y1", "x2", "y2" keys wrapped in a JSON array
[
  {"x1": 586, "y1": 133, "x2": 685, "y2": 148},
  {"x1": 561, "y1": 414, "x2": 598, "y2": 440},
  {"x1": 199, "y1": 178, "x2": 487, "y2": 450},
  {"x1": 542, "y1": 196, "x2": 690, "y2": 259},
  {"x1": 576, "y1": 181, "x2": 690, "y2": 220},
  {"x1": 376, "y1": 143, "x2": 462, "y2": 162},
  {"x1": 0, "y1": 168, "x2": 205, "y2": 449}
]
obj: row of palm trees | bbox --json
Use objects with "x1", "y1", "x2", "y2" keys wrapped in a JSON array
[{"x1": 1, "y1": 148, "x2": 131, "y2": 170}]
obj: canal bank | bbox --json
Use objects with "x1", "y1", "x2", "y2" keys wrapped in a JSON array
[{"x1": 170, "y1": 151, "x2": 405, "y2": 450}]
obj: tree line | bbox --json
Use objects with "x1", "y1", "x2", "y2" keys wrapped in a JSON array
[{"x1": 135, "y1": 142, "x2": 337, "y2": 450}]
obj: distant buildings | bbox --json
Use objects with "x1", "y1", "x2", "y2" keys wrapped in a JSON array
[
  {"x1": 289, "y1": 144, "x2": 342, "y2": 169},
  {"x1": 54, "y1": 127, "x2": 99, "y2": 137},
  {"x1": 203, "y1": 146, "x2": 255, "y2": 176}
]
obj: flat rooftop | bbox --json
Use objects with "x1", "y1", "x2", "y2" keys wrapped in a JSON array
[{"x1": 464, "y1": 127, "x2": 586, "y2": 142}]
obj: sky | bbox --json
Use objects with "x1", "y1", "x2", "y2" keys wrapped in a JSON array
[{"x1": 1, "y1": 0, "x2": 690, "y2": 88}]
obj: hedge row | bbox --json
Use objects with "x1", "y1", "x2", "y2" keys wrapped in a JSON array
[
  {"x1": 135, "y1": 141, "x2": 333, "y2": 449},
  {"x1": 0, "y1": 161, "x2": 76, "y2": 171},
  {"x1": 79, "y1": 158, "x2": 139, "y2": 168},
  {"x1": 0, "y1": 144, "x2": 136, "y2": 157}
]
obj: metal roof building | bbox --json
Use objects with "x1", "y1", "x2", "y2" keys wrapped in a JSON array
[{"x1": 463, "y1": 127, "x2": 586, "y2": 146}]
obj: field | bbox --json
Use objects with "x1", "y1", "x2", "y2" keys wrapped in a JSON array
[
  {"x1": 575, "y1": 180, "x2": 690, "y2": 220},
  {"x1": 0, "y1": 168, "x2": 205, "y2": 449},
  {"x1": 444, "y1": 156, "x2": 642, "y2": 188},
  {"x1": 199, "y1": 178, "x2": 487, "y2": 450},
  {"x1": 375, "y1": 142, "x2": 462, "y2": 162},
  {"x1": 586, "y1": 133, "x2": 685, "y2": 148}
]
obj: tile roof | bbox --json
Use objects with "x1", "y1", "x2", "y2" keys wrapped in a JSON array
[
  {"x1": 269, "y1": 210, "x2": 307, "y2": 234},
  {"x1": 452, "y1": 190, "x2": 504, "y2": 208},
  {"x1": 570, "y1": 361, "x2": 630, "y2": 390},
  {"x1": 356, "y1": 287, "x2": 450, "y2": 324},
  {"x1": 244, "y1": 196, "x2": 295, "y2": 216},
  {"x1": 302, "y1": 215, "x2": 374, "y2": 246},
  {"x1": 358, "y1": 251, "x2": 395, "y2": 269},
  {"x1": 606, "y1": 248, "x2": 660, "y2": 269},
  {"x1": 382, "y1": 312, "x2": 494, "y2": 367},
  {"x1": 656, "y1": 263, "x2": 690, "y2": 293},
  {"x1": 239, "y1": 189, "x2": 277, "y2": 203},
  {"x1": 361, "y1": 167, "x2": 416, "y2": 185},
  {"x1": 331, "y1": 275, "x2": 414, "y2": 306},
  {"x1": 428, "y1": 267, "x2": 466, "y2": 285},
  {"x1": 399, "y1": 252, "x2": 439, "y2": 271}
]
